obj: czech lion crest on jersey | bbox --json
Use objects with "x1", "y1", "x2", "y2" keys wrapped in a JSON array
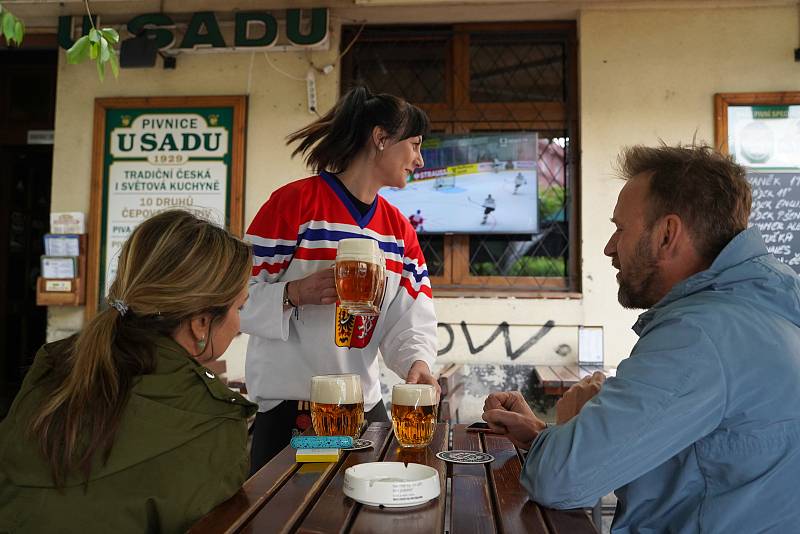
[{"x1": 335, "y1": 305, "x2": 379, "y2": 348}]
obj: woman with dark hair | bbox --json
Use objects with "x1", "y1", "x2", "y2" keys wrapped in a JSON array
[
  {"x1": 241, "y1": 86, "x2": 440, "y2": 474},
  {"x1": 0, "y1": 210, "x2": 256, "y2": 533}
]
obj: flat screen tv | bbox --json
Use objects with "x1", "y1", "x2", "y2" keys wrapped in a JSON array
[{"x1": 380, "y1": 132, "x2": 539, "y2": 234}]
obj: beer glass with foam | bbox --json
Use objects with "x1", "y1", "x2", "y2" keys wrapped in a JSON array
[
  {"x1": 391, "y1": 383, "x2": 438, "y2": 448},
  {"x1": 335, "y1": 238, "x2": 385, "y2": 316},
  {"x1": 310, "y1": 374, "x2": 365, "y2": 439}
]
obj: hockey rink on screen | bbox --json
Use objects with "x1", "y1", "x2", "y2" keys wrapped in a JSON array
[{"x1": 380, "y1": 169, "x2": 539, "y2": 234}]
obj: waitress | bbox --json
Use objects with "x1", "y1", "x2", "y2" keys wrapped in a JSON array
[{"x1": 241, "y1": 86, "x2": 440, "y2": 474}]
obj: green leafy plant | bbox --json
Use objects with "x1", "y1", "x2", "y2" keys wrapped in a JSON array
[
  {"x1": 67, "y1": 26, "x2": 119, "y2": 80},
  {"x1": 471, "y1": 262, "x2": 499, "y2": 276},
  {"x1": 539, "y1": 185, "x2": 566, "y2": 221},
  {"x1": 2, "y1": 0, "x2": 119, "y2": 81},
  {"x1": 509, "y1": 256, "x2": 566, "y2": 277},
  {"x1": 0, "y1": 4, "x2": 25, "y2": 47},
  {"x1": 66, "y1": 0, "x2": 119, "y2": 82}
]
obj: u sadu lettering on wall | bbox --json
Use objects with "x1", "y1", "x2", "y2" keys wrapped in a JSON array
[
  {"x1": 58, "y1": 9, "x2": 328, "y2": 52},
  {"x1": 437, "y1": 320, "x2": 555, "y2": 359}
]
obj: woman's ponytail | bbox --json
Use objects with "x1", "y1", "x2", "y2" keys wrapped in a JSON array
[
  {"x1": 286, "y1": 85, "x2": 429, "y2": 174},
  {"x1": 31, "y1": 307, "x2": 125, "y2": 485}
]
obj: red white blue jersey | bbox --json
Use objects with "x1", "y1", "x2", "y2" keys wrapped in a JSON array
[{"x1": 240, "y1": 172, "x2": 438, "y2": 412}]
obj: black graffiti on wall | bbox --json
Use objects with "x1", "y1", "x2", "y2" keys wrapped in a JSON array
[{"x1": 437, "y1": 320, "x2": 555, "y2": 360}]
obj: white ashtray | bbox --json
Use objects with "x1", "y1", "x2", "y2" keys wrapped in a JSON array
[{"x1": 343, "y1": 462, "x2": 440, "y2": 508}]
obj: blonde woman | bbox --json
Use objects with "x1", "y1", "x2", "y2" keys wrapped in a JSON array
[{"x1": 0, "y1": 210, "x2": 255, "y2": 533}]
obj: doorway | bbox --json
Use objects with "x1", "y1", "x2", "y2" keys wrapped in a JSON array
[{"x1": 0, "y1": 46, "x2": 57, "y2": 416}]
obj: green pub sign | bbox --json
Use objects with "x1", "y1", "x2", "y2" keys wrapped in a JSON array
[
  {"x1": 58, "y1": 8, "x2": 328, "y2": 52},
  {"x1": 752, "y1": 106, "x2": 790, "y2": 120}
]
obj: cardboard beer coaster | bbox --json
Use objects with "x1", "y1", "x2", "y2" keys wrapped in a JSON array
[
  {"x1": 436, "y1": 450, "x2": 495, "y2": 464},
  {"x1": 342, "y1": 439, "x2": 374, "y2": 451}
]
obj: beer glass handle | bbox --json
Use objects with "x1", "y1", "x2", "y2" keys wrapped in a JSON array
[{"x1": 372, "y1": 257, "x2": 386, "y2": 311}]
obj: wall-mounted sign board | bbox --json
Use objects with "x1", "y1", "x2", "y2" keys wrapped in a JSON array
[
  {"x1": 58, "y1": 9, "x2": 329, "y2": 53},
  {"x1": 87, "y1": 96, "x2": 246, "y2": 317},
  {"x1": 715, "y1": 92, "x2": 800, "y2": 274}
]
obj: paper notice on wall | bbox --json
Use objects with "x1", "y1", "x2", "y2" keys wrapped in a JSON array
[
  {"x1": 42, "y1": 256, "x2": 77, "y2": 279},
  {"x1": 50, "y1": 212, "x2": 85, "y2": 234},
  {"x1": 44, "y1": 234, "x2": 81, "y2": 256},
  {"x1": 578, "y1": 326, "x2": 604, "y2": 365}
]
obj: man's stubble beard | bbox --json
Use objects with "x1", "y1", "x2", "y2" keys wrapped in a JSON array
[{"x1": 617, "y1": 231, "x2": 660, "y2": 310}]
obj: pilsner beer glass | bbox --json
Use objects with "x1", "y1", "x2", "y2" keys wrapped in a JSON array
[
  {"x1": 335, "y1": 238, "x2": 385, "y2": 316},
  {"x1": 310, "y1": 374, "x2": 365, "y2": 439},
  {"x1": 391, "y1": 384, "x2": 438, "y2": 448}
]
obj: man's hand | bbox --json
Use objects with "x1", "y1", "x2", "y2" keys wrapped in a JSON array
[
  {"x1": 482, "y1": 391, "x2": 546, "y2": 450},
  {"x1": 286, "y1": 268, "x2": 337, "y2": 307},
  {"x1": 405, "y1": 360, "x2": 441, "y2": 398},
  {"x1": 556, "y1": 371, "x2": 606, "y2": 424}
]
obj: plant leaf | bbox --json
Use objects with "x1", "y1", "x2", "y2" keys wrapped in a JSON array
[
  {"x1": 99, "y1": 36, "x2": 110, "y2": 62},
  {"x1": 96, "y1": 57, "x2": 105, "y2": 82},
  {"x1": 66, "y1": 35, "x2": 90, "y2": 64},
  {"x1": 14, "y1": 20, "x2": 23, "y2": 46},
  {"x1": 100, "y1": 28, "x2": 119, "y2": 44},
  {"x1": 89, "y1": 28, "x2": 99, "y2": 43},
  {"x1": 89, "y1": 41, "x2": 98, "y2": 60},
  {"x1": 108, "y1": 48, "x2": 119, "y2": 78},
  {"x1": 3, "y1": 12, "x2": 15, "y2": 41}
]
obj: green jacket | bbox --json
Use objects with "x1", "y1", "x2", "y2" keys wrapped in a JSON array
[{"x1": 0, "y1": 335, "x2": 257, "y2": 533}]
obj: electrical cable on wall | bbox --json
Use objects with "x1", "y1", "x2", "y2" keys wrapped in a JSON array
[
  {"x1": 246, "y1": 51, "x2": 255, "y2": 94},
  {"x1": 309, "y1": 21, "x2": 366, "y2": 73},
  {"x1": 259, "y1": 20, "x2": 367, "y2": 115},
  {"x1": 263, "y1": 52, "x2": 306, "y2": 81}
]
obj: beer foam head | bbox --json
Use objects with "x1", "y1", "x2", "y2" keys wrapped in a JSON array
[
  {"x1": 311, "y1": 374, "x2": 363, "y2": 404},
  {"x1": 392, "y1": 384, "x2": 437, "y2": 406},
  {"x1": 337, "y1": 239, "x2": 382, "y2": 264}
]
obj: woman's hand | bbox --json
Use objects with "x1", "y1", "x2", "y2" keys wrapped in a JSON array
[
  {"x1": 405, "y1": 360, "x2": 441, "y2": 399},
  {"x1": 286, "y1": 268, "x2": 338, "y2": 307}
]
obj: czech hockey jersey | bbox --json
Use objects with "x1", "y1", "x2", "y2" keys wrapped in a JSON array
[{"x1": 240, "y1": 172, "x2": 437, "y2": 412}]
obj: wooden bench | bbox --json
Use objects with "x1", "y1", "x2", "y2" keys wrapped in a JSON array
[
  {"x1": 436, "y1": 362, "x2": 465, "y2": 423},
  {"x1": 533, "y1": 365, "x2": 612, "y2": 396},
  {"x1": 190, "y1": 422, "x2": 599, "y2": 534}
]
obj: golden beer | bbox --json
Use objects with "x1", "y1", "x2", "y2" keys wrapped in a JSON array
[
  {"x1": 310, "y1": 401, "x2": 365, "y2": 438},
  {"x1": 310, "y1": 374, "x2": 364, "y2": 438},
  {"x1": 391, "y1": 384, "x2": 438, "y2": 448},
  {"x1": 335, "y1": 260, "x2": 383, "y2": 303},
  {"x1": 335, "y1": 239, "x2": 385, "y2": 316}
]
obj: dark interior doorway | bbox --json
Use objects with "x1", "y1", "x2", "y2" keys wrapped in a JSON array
[{"x1": 0, "y1": 46, "x2": 58, "y2": 417}]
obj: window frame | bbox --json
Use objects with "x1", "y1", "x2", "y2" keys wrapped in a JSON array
[{"x1": 341, "y1": 21, "x2": 581, "y2": 296}]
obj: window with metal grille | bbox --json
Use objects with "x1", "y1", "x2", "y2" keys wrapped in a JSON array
[{"x1": 341, "y1": 22, "x2": 579, "y2": 295}]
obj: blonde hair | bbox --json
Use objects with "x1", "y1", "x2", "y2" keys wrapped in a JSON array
[{"x1": 30, "y1": 209, "x2": 251, "y2": 486}]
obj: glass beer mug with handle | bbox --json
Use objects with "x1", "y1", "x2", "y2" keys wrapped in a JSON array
[
  {"x1": 335, "y1": 238, "x2": 385, "y2": 316},
  {"x1": 310, "y1": 374, "x2": 365, "y2": 439},
  {"x1": 391, "y1": 384, "x2": 438, "y2": 448}
]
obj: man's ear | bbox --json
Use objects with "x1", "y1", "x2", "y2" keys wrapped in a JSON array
[
  {"x1": 189, "y1": 314, "x2": 212, "y2": 342},
  {"x1": 655, "y1": 214, "x2": 684, "y2": 260}
]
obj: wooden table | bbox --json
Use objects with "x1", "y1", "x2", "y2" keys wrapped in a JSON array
[{"x1": 190, "y1": 423, "x2": 598, "y2": 534}]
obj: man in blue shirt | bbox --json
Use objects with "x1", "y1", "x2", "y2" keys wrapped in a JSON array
[{"x1": 483, "y1": 144, "x2": 800, "y2": 532}]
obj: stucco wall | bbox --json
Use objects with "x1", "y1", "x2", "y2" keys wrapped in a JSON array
[
  {"x1": 45, "y1": 4, "x2": 800, "y2": 420},
  {"x1": 578, "y1": 5, "x2": 800, "y2": 377}
]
